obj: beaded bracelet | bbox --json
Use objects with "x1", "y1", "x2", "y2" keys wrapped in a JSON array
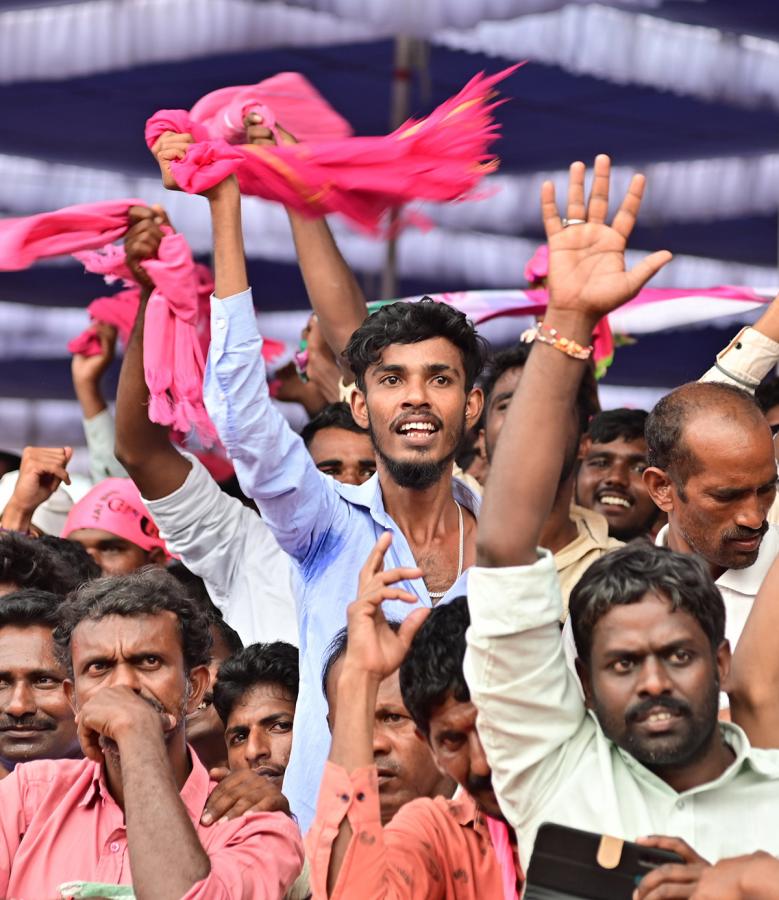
[{"x1": 529, "y1": 322, "x2": 593, "y2": 360}]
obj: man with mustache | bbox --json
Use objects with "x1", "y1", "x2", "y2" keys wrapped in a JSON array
[
  {"x1": 309, "y1": 534, "x2": 522, "y2": 898},
  {"x1": 643, "y1": 381, "x2": 779, "y2": 656},
  {"x1": 148, "y1": 139, "x2": 484, "y2": 829},
  {"x1": 214, "y1": 641, "x2": 299, "y2": 785},
  {"x1": 321, "y1": 620, "x2": 455, "y2": 827},
  {"x1": 0, "y1": 589, "x2": 80, "y2": 780},
  {"x1": 576, "y1": 408, "x2": 662, "y2": 541},
  {"x1": 464, "y1": 156, "x2": 779, "y2": 890},
  {"x1": 0, "y1": 567, "x2": 303, "y2": 898}
]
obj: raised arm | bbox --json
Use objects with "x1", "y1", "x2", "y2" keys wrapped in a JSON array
[
  {"x1": 465, "y1": 157, "x2": 671, "y2": 842},
  {"x1": 728, "y1": 553, "x2": 779, "y2": 747},
  {"x1": 149, "y1": 134, "x2": 338, "y2": 560},
  {"x1": 478, "y1": 156, "x2": 672, "y2": 566},
  {"x1": 699, "y1": 289, "x2": 779, "y2": 392},
  {"x1": 114, "y1": 206, "x2": 192, "y2": 499},
  {"x1": 307, "y1": 533, "x2": 431, "y2": 898},
  {"x1": 245, "y1": 115, "x2": 368, "y2": 360}
]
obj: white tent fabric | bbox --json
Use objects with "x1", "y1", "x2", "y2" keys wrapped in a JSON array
[
  {"x1": 436, "y1": 4, "x2": 779, "y2": 110},
  {"x1": 288, "y1": 0, "x2": 657, "y2": 35},
  {"x1": 2, "y1": 0, "x2": 778, "y2": 113},
  {"x1": 0, "y1": 0, "x2": 385, "y2": 84},
  {"x1": 0, "y1": 154, "x2": 774, "y2": 290}
]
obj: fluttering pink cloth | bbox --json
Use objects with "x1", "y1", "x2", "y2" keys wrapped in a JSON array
[
  {"x1": 0, "y1": 199, "x2": 144, "y2": 271},
  {"x1": 189, "y1": 71, "x2": 352, "y2": 145},
  {"x1": 62, "y1": 477, "x2": 169, "y2": 557},
  {"x1": 66, "y1": 289, "x2": 141, "y2": 356},
  {"x1": 145, "y1": 66, "x2": 521, "y2": 233},
  {"x1": 523, "y1": 244, "x2": 549, "y2": 285}
]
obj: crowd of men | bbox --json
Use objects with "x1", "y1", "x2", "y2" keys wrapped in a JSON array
[{"x1": 0, "y1": 111, "x2": 778, "y2": 900}]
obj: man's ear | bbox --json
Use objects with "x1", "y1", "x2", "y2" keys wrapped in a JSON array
[
  {"x1": 476, "y1": 428, "x2": 487, "y2": 461},
  {"x1": 185, "y1": 665, "x2": 211, "y2": 716},
  {"x1": 64, "y1": 679, "x2": 77, "y2": 714},
  {"x1": 465, "y1": 387, "x2": 484, "y2": 429},
  {"x1": 575, "y1": 658, "x2": 595, "y2": 710},
  {"x1": 578, "y1": 434, "x2": 592, "y2": 462},
  {"x1": 350, "y1": 386, "x2": 369, "y2": 430},
  {"x1": 643, "y1": 467, "x2": 676, "y2": 513},
  {"x1": 148, "y1": 547, "x2": 168, "y2": 567}
]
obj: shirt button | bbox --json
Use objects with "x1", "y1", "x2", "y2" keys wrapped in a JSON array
[
  {"x1": 676, "y1": 799, "x2": 685, "y2": 810},
  {"x1": 110, "y1": 841, "x2": 121, "y2": 853},
  {"x1": 216, "y1": 319, "x2": 226, "y2": 329},
  {"x1": 339, "y1": 793, "x2": 349, "y2": 802}
]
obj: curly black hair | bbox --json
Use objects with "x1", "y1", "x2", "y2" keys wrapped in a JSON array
[
  {"x1": 0, "y1": 588, "x2": 63, "y2": 630},
  {"x1": 343, "y1": 299, "x2": 488, "y2": 394},
  {"x1": 214, "y1": 641, "x2": 299, "y2": 726},
  {"x1": 0, "y1": 531, "x2": 95, "y2": 596},
  {"x1": 54, "y1": 566, "x2": 213, "y2": 676},
  {"x1": 399, "y1": 596, "x2": 470, "y2": 736},
  {"x1": 570, "y1": 542, "x2": 726, "y2": 667}
]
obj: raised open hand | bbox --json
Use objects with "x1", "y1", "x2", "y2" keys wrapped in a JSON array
[
  {"x1": 344, "y1": 532, "x2": 430, "y2": 682},
  {"x1": 543, "y1": 154, "x2": 672, "y2": 324}
]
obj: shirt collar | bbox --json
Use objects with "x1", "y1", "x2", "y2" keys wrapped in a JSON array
[
  {"x1": 78, "y1": 746, "x2": 211, "y2": 819},
  {"x1": 656, "y1": 524, "x2": 779, "y2": 597},
  {"x1": 334, "y1": 470, "x2": 482, "y2": 525}
]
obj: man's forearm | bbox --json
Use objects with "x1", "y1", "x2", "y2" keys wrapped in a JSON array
[
  {"x1": 478, "y1": 309, "x2": 596, "y2": 567},
  {"x1": 287, "y1": 210, "x2": 367, "y2": 358},
  {"x1": 119, "y1": 731, "x2": 210, "y2": 900},
  {"x1": 325, "y1": 666, "x2": 379, "y2": 894},
  {"x1": 115, "y1": 287, "x2": 191, "y2": 499},
  {"x1": 73, "y1": 375, "x2": 108, "y2": 420},
  {"x1": 210, "y1": 178, "x2": 248, "y2": 299}
]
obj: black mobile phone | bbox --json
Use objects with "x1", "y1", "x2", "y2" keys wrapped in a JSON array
[{"x1": 524, "y1": 823, "x2": 685, "y2": 900}]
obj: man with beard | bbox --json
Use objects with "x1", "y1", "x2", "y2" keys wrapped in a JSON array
[
  {"x1": 576, "y1": 408, "x2": 663, "y2": 541},
  {"x1": 0, "y1": 590, "x2": 80, "y2": 780},
  {"x1": 147, "y1": 137, "x2": 483, "y2": 829},
  {"x1": 643, "y1": 381, "x2": 779, "y2": 656},
  {"x1": 308, "y1": 535, "x2": 522, "y2": 898},
  {"x1": 478, "y1": 345, "x2": 619, "y2": 605},
  {"x1": 0, "y1": 567, "x2": 303, "y2": 898},
  {"x1": 464, "y1": 156, "x2": 779, "y2": 885}
]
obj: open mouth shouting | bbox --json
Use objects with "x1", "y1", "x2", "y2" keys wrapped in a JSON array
[{"x1": 393, "y1": 414, "x2": 442, "y2": 449}]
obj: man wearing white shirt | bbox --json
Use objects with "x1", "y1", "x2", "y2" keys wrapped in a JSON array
[
  {"x1": 643, "y1": 381, "x2": 778, "y2": 655},
  {"x1": 465, "y1": 156, "x2": 779, "y2": 892}
]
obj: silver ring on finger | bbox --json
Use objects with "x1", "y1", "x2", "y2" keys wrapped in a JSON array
[{"x1": 562, "y1": 218, "x2": 587, "y2": 228}]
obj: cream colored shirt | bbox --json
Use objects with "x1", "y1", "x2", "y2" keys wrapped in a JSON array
[
  {"x1": 464, "y1": 551, "x2": 779, "y2": 871},
  {"x1": 557, "y1": 504, "x2": 622, "y2": 611}
]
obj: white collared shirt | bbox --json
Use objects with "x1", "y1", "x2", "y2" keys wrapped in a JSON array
[{"x1": 655, "y1": 524, "x2": 779, "y2": 652}]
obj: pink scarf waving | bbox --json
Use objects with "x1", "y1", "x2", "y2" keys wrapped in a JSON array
[
  {"x1": 145, "y1": 66, "x2": 521, "y2": 233},
  {"x1": 188, "y1": 71, "x2": 352, "y2": 145},
  {"x1": 0, "y1": 199, "x2": 144, "y2": 271},
  {"x1": 67, "y1": 289, "x2": 141, "y2": 356}
]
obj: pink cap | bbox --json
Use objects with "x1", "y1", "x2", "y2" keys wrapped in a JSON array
[
  {"x1": 62, "y1": 478, "x2": 168, "y2": 556},
  {"x1": 524, "y1": 244, "x2": 549, "y2": 284}
]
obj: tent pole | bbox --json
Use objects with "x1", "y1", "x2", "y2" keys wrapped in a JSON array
[{"x1": 380, "y1": 36, "x2": 415, "y2": 300}]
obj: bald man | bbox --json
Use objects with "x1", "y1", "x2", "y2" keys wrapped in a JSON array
[{"x1": 643, "y1": 380, "x2": 779, "y2": 653}]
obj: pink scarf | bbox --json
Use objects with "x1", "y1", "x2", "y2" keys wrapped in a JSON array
[
  {"x1": 145, "y1": 66, "x2": 521, "y2": 234},
  {"x1": 67, "y1": 288, "x2": 141, "y2": 355},
  {"x1": 486, "y1": 816, "x2": 521, "y2": 900},
  {"x1": 0, "y1": 199, "x2": 144, "y2": 271}
]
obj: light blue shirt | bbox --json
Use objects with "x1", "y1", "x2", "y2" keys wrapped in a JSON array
[{"x1": 204, "y1": 289, "x2": 480, "y2": 830}]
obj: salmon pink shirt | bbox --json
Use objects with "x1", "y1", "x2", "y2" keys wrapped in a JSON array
[{"x1": 0, "y1": 753, "x2": 303, "y2": 899}]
